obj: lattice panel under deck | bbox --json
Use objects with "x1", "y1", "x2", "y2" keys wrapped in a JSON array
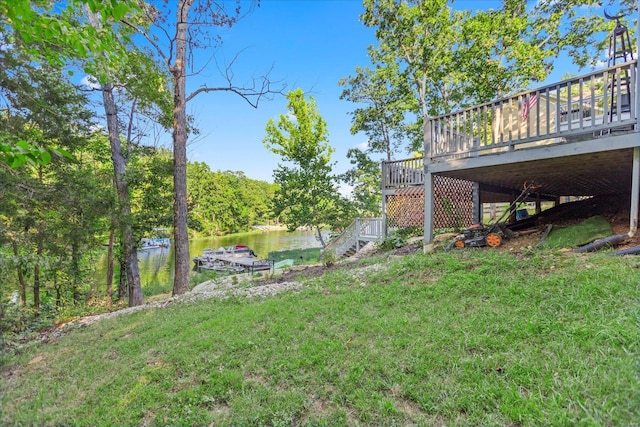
[{"x1": 386, "y1": 176, "x2": 474, "y2": 230}]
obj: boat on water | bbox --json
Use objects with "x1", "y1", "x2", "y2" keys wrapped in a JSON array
[
  {"x1": 138, "y1": 234, "x2": 171, "y2": 251},
  {"x1": 202, "y1": 245, "x2": 256, "y2": 258},
  {"x1": 193, "y1": 245, "x2": 272, "y2": 274},
  {"x1": 138, "y1": 228, "x2": 171, "y2": 251}
]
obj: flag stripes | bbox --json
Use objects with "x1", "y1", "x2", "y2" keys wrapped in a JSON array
[{"x1": 522, "y1": 94, "x2": 538, "y2": 120}]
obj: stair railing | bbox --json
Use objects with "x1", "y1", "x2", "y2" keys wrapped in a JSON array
[{"x1": 323, "y1": 218, "x2": 385, "y2": 258}]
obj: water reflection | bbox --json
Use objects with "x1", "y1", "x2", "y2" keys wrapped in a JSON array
[{"x1": 99, "y1": 229, "x2": 321, "y2": 287}]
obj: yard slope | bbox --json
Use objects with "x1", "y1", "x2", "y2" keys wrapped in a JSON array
[{"x1": 2, "y1": 250, "x2": 638, "y2": 426}]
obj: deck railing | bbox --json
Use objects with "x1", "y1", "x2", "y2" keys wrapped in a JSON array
[
  {"x1": 430, "y1": 60, "x2": 638, "y2": 161},
  {"x1": 381, "y1": 157, "x2": 424, "y2": 190}
]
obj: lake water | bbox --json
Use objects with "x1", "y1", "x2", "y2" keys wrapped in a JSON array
[{"x1": 123, "y1": 229, "x2": 321, "y2": 287}]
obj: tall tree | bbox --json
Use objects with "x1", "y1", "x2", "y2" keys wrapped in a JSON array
[
  {"x1": 263, "y1": 89, "x2": 353, "y2": 247},
  {"x1": 360, "y1": 0, "x2": 633, "y2": 140},
  {"x1": 0, "y1": 40, "x2": 108, "y2": 312},
  {"x1": 84, "y1": 7, "x2": 172, "y2": 307},
  {"x1": 342, "y1": 148, "x2": 383, "y2": 218},
  {"x1": 132, "y1": 0, "x2": 284, "y2": 295},
  {"x1": 339, "y1": 64, "x2": 420, "y2": 160},
  {"x1": 2, "y1": 0, "x2": 148, "y2": 307}
]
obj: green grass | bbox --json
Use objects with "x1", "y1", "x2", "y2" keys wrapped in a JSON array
[
  {"x1": 1, "y1": 250, "x2": 638, "y2": 426},
  {"x1": 544, "y1": 216, "x2": 613, "y2": 248},
  {"x1": 268, "y1": 247, "x2": 321, "y2": 265}
]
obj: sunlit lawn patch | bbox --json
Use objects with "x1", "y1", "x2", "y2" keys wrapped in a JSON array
[{"x1": 2, "y1": 250, "x2": 638, "y2": 426}]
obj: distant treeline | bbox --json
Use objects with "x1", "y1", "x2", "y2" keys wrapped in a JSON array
[{"x1": 187, "y1": 162, "x2": 278, "y2": 236}]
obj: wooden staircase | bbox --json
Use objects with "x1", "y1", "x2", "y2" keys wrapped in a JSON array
[{"x1": 324, "y1": 218, "x2": 385, "y2": 258}]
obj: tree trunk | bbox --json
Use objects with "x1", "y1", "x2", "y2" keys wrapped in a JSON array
[
  {"x1": 101, "y1": 82, "x2": 143, "y2": 307},
  {"x1": 316, "y1": 226, "x2": 326, "y2": 248},
  {"x1": 171, "y1": 0, "x2": 195, "y2": 296},
  {"x1": 33, "y1": 242, "x2": 41, "y2": 313},
  {"x1": 118, "y1": 256, "x2": 127, "y2": 301},
  {"x1": 10, "y1": 240, "x2": 27, "y2": 307},
  {"x1": 71, "y1": 241, "x2": 80, "y2": 304},
  {"x1": 55, "y1": 281, "x2": 62, "y2": 308},
  {"x1": 86, "y1": 7, "x2": 142, "y2": 306},
  {"x1": 106, "y1": 225, "x2": 115, "y2": 305}
]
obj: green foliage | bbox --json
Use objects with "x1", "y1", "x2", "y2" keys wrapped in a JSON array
[
  {"x1": 0, "y1": 33, "x2": 119, "y2": 311},
  {"x1": 187, "y1": 162, "x2": 278, "y2": 236},
  {"x1": 1, "y1": 251, "x2": 638, "y2": 425},
  {"x1": 0, "y1": 0, "x2": 143, "y2": 168},
  {"x1": 319, "y1": 249, "x2": 336, "y2": 267},
  {"x1": 0, "y1": 302, "x2": 55, "y2": 338},
  {"x1": 341, "y1": 148, "x2": 382, "y2": 218},
  {"x1": 263, "y1": 89, "x2": 356, "y2": 246},
  {"x1": 0, "y1": 136, "x2": 68, "y2": 168},
  {"x1": 377, "y1": 226, "x2": 421, "y2": 251},
  {"x1": 1, "y1": 0, "x2": 141, "y2": 72},
  {"x1": 339, "y1": 64, "x2": 420, "y2": 157}
]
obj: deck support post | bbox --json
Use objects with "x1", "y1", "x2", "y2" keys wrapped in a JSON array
[
  {"x1": 632, "y1": 1, "x2": 640, "y2": 237},
  {"x1": 630, "y1": 147, "x2": 640, "y2": 236},
  {"x1": 381, "y1": 161, "x2": 388, "y2": 239},
  {"x1": 423, "y1": 116, "x2": 435, "y2": 253},
  {"x1": 472, "y1": 182, "x2": 481, "y2": 224},
  {"x1": 423, "y1": 168, "x2": 434, "y2": 252}
]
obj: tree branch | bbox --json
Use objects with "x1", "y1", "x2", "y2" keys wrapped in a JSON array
[
  {"x1": 120, "y1": 17, "x2": 174, "y2": 71},
  {"x1": 186, "y1": 61, "x2": 286, "y2": 106}
]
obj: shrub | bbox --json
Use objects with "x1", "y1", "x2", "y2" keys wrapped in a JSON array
[
  {"x1": 377, "y1": 226, "x2": 422, "y2": 251},
  {"x1": 320, "y1": 250, "x2": 336, "y2": 267}
]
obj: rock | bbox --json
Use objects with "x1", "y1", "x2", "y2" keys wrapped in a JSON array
[{"x1": 434, "y1": 233, "x2": 458, "y2": 243}]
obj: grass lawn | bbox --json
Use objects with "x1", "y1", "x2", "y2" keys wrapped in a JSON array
[
  {"x1": 268, "y1": 247, "x2": 322, "y2": 265},
  {"x1": 1, "y1": 249, "x2": 638, "y2": 426}
]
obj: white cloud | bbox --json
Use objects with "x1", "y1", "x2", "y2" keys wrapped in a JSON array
[
  {"x1": 81, "y1": 75, "x2": 101, "y2": 89},
  {"x1": 594, "y1": 59, "x2": 608, "y2": 68},
  {"x1": 356, "y1": 140, "x2": 369, "y2": 150},
  {"x1": 338, "y1": 182, "x2": 354, "y2": 198}
]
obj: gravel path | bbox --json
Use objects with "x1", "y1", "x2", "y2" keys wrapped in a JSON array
[{"x1": 70, "y1": 275, "x2": 301, "y2": 328}]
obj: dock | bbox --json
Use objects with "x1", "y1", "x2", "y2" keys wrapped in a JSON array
[{"x1": 193, "y1": 254, "x2": 274, "y2": 274}]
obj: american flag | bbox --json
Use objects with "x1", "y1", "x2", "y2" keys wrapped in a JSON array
[{"x1": 522, "y1": 94, "x2": 538, "y2": 120}]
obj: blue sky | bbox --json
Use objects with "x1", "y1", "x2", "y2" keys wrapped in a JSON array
[
  {"x1": 184, "y1": 0, "x2": 378, "y2": 183},
  {"x1": 172, "y1": 0, "x2": 612, "y2": 184}
]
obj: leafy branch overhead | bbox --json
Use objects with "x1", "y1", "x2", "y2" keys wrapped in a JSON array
[
  {"x1": 359, "y1": 0, "x2": 633, "y2": 122},
  {"x1": 0, "y1": 0, "x2": 142, "y2": 168}
]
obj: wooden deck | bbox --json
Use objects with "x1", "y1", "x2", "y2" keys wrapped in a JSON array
[{"x1": 382, "y1": 60, "x2": 640, "y2": 243}]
